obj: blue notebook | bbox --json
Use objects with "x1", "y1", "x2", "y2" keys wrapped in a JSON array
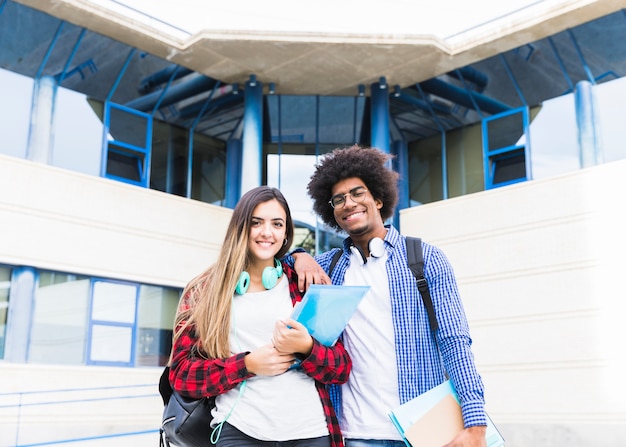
[{"x1": 290, "y1": 284, "x2": 370, "y2": 346}]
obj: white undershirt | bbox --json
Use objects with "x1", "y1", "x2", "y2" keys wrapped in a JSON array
[
  {"x1": 341, "y1": 250, "x2": 402, "y2": 440},
  {"x1": 212, "y1": 276, "x2": 328, "y2": 441}
]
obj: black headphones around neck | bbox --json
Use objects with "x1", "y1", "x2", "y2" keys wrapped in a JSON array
[{"x1": 235, "y1": 258, "x2": 283, "y2": 295}]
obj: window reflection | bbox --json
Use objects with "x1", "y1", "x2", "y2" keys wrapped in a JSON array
[
  {"x1": 266, "y1": 95, "x2": 365, "y2": 145},
  {"x1": 592, "y1": 76, "x2": 626, "y2": 164},
  {"x1": 29, "y1": 272, "x2": 91, "y2": 365},
  {"x1": 28, "y1": 269, "x2": 180, "y2": 367},
  {"x1": 90, "y1": 325, "x2": 133, "y2": 363},
  {"x1": 190, "y1": 132, "x2": 226, "y2": 206},
  {"x1": 0, "y1": 267, "x2": 11, "y2": 359},
  {"x1": 409, "y1": 134, "x2": 444, "y2": 206},
  {"x1": 53, "y1": 88, "x2": 105, "y2": 176},
  {"x1": 136, "y1": 285, "x2": 180, "y2": 367},
  {"x1": 0, "y1": 68, "x2": 32, "y2": 159}
]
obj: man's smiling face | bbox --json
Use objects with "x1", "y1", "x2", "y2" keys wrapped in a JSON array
[{"x1": 330, "y1": 177, "x2": 385, "y2": 239}]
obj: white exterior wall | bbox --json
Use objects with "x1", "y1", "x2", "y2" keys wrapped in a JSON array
[
  {"x1": 0, "y1": 364, "x2": 163, "y2": 446},
  {"x1": 0, "y1": 154, "x2": 232, "y2": 287},
  {"x1": 401, "y1": 159, "x2": 626, "y2": 447},
  {"x1": 0, "y1": 154, "x2": 232, "y2": 446}
]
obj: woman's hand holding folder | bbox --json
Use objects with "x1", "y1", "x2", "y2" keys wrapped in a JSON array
[{"x1": 272, "y1": 318, "x2": 314, "y2": 356}]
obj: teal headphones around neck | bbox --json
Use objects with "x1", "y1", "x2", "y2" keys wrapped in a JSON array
[{"x1": 235, "y1": 258, "x2": 283, "y2": 295}]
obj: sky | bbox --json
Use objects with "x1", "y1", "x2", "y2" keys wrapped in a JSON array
[{"x1": 99, "y1": 0, "x2": 548, "y2": 40}]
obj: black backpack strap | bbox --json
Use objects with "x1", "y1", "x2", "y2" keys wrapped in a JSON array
[
  {"x1": 406, "y1": 237, "x2": 438, "y2": 333},
  {"x1": 328, "y1": 248, "x2": 343, "y2": 277}
]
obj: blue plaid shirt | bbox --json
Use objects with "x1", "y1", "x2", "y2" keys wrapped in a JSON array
[{"x1": 313, "y1": 225, "x2": 487, "y2": 428}]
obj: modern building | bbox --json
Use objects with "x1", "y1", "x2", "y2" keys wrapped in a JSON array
[{"x1": 1, "y1": 0, "x2": 625, "y2": 445}]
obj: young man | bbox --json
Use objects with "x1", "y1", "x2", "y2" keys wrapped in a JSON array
[{"x1": 292, "y1": 145, "x2": 488, "y2": 447}]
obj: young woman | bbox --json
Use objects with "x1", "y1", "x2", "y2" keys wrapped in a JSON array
[{"x1": 169, "y1": 186, "x2": 351, "y2": 447}]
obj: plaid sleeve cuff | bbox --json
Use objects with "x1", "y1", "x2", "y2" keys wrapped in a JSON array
[
  {"x1": 461, "y1": 400, "x2": 488, "y2": 427},
  {"x1": 223, "y1": 352, "x2": 254, "y2": 384},
  {"x1": 299, "y1": 338, "x2": 351, "y2": 385}
]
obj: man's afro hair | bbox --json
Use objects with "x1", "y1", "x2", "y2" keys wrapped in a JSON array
[{"x1": 307, "y1": 145, "x2": 399, "y2": 231}]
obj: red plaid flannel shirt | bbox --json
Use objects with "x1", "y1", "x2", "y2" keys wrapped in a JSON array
[{"x1": 169, "y1": 261, "x2": 351, "y2": 447}]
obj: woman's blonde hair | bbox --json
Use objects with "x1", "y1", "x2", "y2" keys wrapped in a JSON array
[{"x1": 172, "y1": 186, "x2": 295, "y2": 359}]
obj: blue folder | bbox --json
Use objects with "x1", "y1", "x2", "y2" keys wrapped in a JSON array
[{"x1": 290, "y1": 284, "x2": 370, "y2": 346}]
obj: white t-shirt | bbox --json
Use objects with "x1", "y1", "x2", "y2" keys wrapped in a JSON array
[
  {"x1": 340, "y1": 250, "x2": 403, "y2": 440},
  {"x1": 212, "y1": 277, "x2": 329, "y2": 441}
]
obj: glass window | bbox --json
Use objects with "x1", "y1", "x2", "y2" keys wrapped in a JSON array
[
  {"x1": 88, "y1": 281, "x2": 138, "y2": 366},
  {"x1": 52, "y1": 91, "x2": 104, "y2": 176},
  {"x1": 267, "y1": 95, "x2": 364, "y2": 146},
  {"x1": 483, "y1": 108, "x2": 528, "y2": 188},
  {"x1": 446, "y1": 124, "x2": 484, "y2": 198},
  {"x1": 318, "y1": 96, "x2": 364, "y2": 144},
  {"x1": 485, "y1": 109, "x2": 525, "y2": 152},
  {"x1": 528, "y1": 96, "x2": 579, "y2": 180},
  {"x1": 136, "y1": 285, "x2": 181, "y2": 367},
  {"x1": 151, "y1": 121, "x2": 189, "y2": 197},
  {"x1": 148, "y1": 120, "x2": 226, "y2": 205},
  {"x1": 29, "y1": 270, "x2": 181, "y2": 367},
  {"x1": 190, "y1": 132, "x2": 226, "y2": 206},
  {"x1": 408, "y1": 122, "x2": 485, "y2": 205},
  {"x1": 594, "y1": 76, "x2": 626, "y2": 164},
  {"x1": 90, "y1": 325, "x2": 133, "y2": 363},
  {"x1": 265, "y1": 145, "x2": 345, "y2": 254},
  {"x1": 104, "y1": 103, "x2": 151, "y2": 186},
  {"x1": 109, "y1": 105, "x2": 149, "y2": 148},
  {"x1": 0, "y1": 266, "x2": 11, "y2": 359},
  {"x1": 92, "y1": 281, "x2": 137, "y2": 324},
  {"x1": 0, "y1": 68, "x2": 32, "y2": 159},
  {"x1": 408, "y1": 134, "x2": 444, "y2": 205},
  {"x1": 29, "y1": 272, "x2": 91, "y2": 365},
  {"x1": 492, "y1": 149, "x2": 526, "y2": 185},
  {"x1": 267, "y1": 152, "x2": 319, "y2": 227},
  {"x1": 268, "y1": 96, "x2": 316, "y2": 143},
  {"x1": 106, "y1": 144, "x2": 143, "y2": 182},
  {"x1": 266, "y1": 145, "x2": 336, "y2": 228}
]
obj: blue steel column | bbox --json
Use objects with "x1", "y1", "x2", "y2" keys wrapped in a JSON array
[
  {"x1": 392, "y1": 140, "x2": 409, "y2": 230},
  {"x1": 225, "y1": 139, "x2": 243, "y2": 208},
  {"x1": 370, "y1": 78, "x2": 390, "y2": 153},
  {"x1": 241, "y1": 75, "x2": 263, "y2": 195},
  {"x1": 4, "y1": 267, "x2": 37, "y2": 363},
  {"x1": 575, "y1": 80, "x2": 603, "y2": 168},
  {"x1": 26, "y1": 76, "x2": 57, "y2": 164}
]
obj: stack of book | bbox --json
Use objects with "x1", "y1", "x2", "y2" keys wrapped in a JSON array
[{"x1": 388, "y1": 380, "x2": 505, "y2": 447}]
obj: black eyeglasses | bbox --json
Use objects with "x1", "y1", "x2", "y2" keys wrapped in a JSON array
[{"x1": 328, "y1": 186, "x2": 368, "y2": 209}]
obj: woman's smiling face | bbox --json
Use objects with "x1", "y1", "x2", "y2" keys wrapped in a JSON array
[{"x1": 248, "y1": 198, "x2": 287, "y2": 266}]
